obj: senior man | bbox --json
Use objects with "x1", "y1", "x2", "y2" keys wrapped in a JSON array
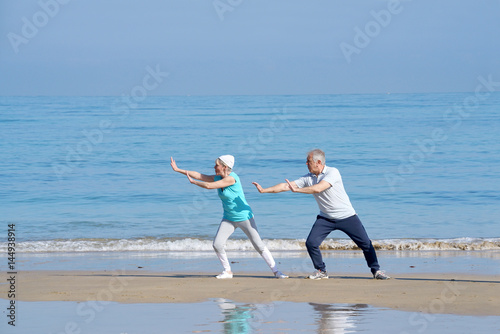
[{"x1": 252, "y1": 149, "x2": 390, "y2": 280}]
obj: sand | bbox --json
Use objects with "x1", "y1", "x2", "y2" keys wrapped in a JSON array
[{"x1": 2, "y1": 270, "x2": 499, "y2": 317}]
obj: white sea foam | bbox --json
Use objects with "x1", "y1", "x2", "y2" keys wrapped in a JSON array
[{"x1": 2, "y1": 237, "x2": 500, "y2": 253}]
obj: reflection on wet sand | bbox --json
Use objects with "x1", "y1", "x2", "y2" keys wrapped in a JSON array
[
  {"x1": 215, "y1": 298, "x2": 374, "y2": 333},
  {"x1": 310, "y1": 303, "x2": 371, "y2": 333},
  {"x1": 216, "y1": 298, "x2": 256, "y2": 333}
]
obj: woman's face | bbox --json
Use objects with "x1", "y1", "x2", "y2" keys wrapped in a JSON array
[{"x1": 214, "y1": 161, "x2": 226, "y2": 176}]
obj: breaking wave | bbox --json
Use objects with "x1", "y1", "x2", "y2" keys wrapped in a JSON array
[{"x1": 2, "y1": 237, "x2": 500, "y2": 253}]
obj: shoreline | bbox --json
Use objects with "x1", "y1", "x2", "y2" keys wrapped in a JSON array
[{"x1": 2, "y1": 270, "x2": 499, "y2": 316}]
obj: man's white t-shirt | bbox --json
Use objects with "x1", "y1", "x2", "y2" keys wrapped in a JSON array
[{"x1": 293, "y1": 165, "x2": 356, "y2": 220}]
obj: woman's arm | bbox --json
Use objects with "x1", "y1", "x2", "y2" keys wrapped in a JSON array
[
  {"x1": 187, "y1": 172, "x2": 236, "y2": 189},
  {"x1": 171, "y1": 157, "x2": 214, "y2": 182}
]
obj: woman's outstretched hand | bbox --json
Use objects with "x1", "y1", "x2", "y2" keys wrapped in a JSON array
[
  {"x1": 186, "y1": 171, "x2": 195, "y2": 184},
  {"x1": 170, "y1": 157, "x2": 179, "y2": 172}
]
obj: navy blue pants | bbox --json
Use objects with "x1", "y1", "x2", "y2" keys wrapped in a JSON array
[{"x1": 305, "y1": 215, "x2": 380, "y2": 274}]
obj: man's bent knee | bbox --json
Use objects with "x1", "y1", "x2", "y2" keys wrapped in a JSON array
[
  {"x1": 356, "y1": 240, "x2": 373, "y2": 252},
  {"x1": 305, "y1": 238, "x2": 319, "y2": 250}
]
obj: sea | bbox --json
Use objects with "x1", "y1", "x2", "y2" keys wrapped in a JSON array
[
  {"x1": 1, "y1": 92, "x2": 500, "y2": 272},
  {"x1": 2, "y1": 93, "x2": 500, "y2": 333}
]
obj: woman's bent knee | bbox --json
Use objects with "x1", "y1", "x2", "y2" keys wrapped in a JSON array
[{"x1": 213, "y1": 242, "x2": 224, "y2": 253}]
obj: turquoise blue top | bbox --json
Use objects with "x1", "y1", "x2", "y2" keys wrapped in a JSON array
[{"x1": 215, "y1": 172, "x2": 254, "y2": 222}]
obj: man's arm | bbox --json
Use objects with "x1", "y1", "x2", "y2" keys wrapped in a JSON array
[
  {"x1": 286, "y1": 179, "x2": 331, "y2": 194},
  {"x1": 252, "y1": 181, "x2": 291, "y2": 194}
]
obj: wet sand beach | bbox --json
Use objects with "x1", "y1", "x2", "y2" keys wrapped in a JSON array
[{"x1": 3, "y1": 270, "x2": 499, "y2": 317}]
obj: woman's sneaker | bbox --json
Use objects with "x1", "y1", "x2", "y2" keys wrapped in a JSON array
[
  {"x1": 274, "y1": 271, "x2": 289, "y2": 279},
  {"x1": 308, "y1": 270, "x2": 328, "y2": 280},
  {"x1": 215, "y1": 271, "x2": 233, "y2": 279},
  {"x1": 373, "y1": 270, "x2": 391, "y2": 280}
]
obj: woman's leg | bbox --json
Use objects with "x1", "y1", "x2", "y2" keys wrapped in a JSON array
[
  {"x1": 213, "y1": 220, "x2": 236, "y2": 272},
  {"x1": 238, "y1": 218, "x2": 277, "y2": 271}
]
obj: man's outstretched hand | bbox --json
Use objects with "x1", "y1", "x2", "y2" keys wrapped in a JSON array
[
  {"x1": 252, "y1": 182, "x2": 264, "y2": 193},
  {"x1": 285, "y1": 179, "x2": 297, "y2": 192}
]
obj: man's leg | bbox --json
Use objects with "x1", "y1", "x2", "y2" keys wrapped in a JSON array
[
  {"x1": 305, "y1": 216, "x2": 336, "y2": 271},
  {"x1": 337, "y1": 215, "x2": 380, "y2": 274}
]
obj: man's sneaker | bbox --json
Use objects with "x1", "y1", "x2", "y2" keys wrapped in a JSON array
[
  {"x1": 274, "y1": 271, "x2": 289, "y2": 279},
  {"x1": 215, "y1": 271, "x2": 233, "y2": 279},
  {"x1": 308, "y1": 270, "x2": 328, "y2": 280},
  {"x1": 373, "y1": 270, "x2": 391, "y2": 280}
]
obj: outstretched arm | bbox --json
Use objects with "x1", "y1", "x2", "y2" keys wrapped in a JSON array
[
  {"x1": 187, "y1": 172, "x2": 235, "y2": 189},
  {"x1": 170, "y1": 157, "x2": 214, "y2": 182},
  {"x1": 286, "y1": 179, "x2": 331, "y2": 194},
  {"x1": 252, "y1": 181, "x2": 292, "y2": 194}
]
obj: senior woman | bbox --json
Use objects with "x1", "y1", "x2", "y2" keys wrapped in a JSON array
[{"x1": 170, "y1": 155, "x2": 287, "y2": 279}]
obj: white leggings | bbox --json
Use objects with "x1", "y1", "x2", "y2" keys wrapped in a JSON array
[{"x1": 213, "y1": 218, "x2": 276, "y2": 273}]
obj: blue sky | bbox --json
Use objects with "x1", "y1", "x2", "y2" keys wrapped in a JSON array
[{"x1": 1, "y1": 0, "x2": 499, "y2": 96}]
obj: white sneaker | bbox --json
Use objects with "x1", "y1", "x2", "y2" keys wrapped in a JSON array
[
  {"x1": 308, "y1": 270, "x2": 328, "y2": 280},
  {"x1": 215, "y1": 271, "x2": 233, "y2": 279},
  {"x1": 373, "y1": 270, "x2": 391, "y2": 280},
  {"x1": 274, "y1": 271, "x2": 289, "y2": 279}
]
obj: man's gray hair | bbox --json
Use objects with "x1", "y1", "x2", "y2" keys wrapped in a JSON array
[{"x1": 308, "y1": 149, "x2": 325, "y2": 165}]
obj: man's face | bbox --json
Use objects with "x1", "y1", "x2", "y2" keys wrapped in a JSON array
[{"x1": 306, "y1": 154, "x2": 322, "y2": 175}]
